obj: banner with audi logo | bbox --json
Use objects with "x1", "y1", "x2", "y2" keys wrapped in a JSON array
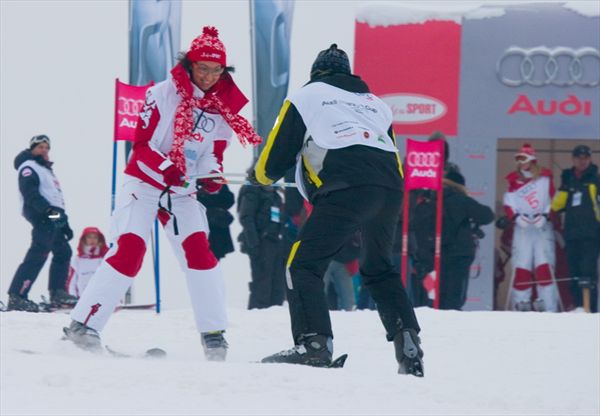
[
  {"x1": 404, "y1": 139, "x2": 445, "y2": 191},
  {"x1": 114, "y1": 79, "x2": 154, "y2": 141},
  {"x1": 354, "y1": 20, "x2": 460, "y2": 136}
]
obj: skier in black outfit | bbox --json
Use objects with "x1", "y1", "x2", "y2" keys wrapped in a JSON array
[
  {"x1": 8, "y1": 135, "x2": 77, "y2": 312},
  {"x1": 552, "y1": 145, "x2": 600, "y2": 312},
  {"x1": 237, "y1": 182, "x2": 286, "y2": 309},
  {"x1": 250, "y1": 44, "x2": 423, "y2": 376},
  {"x1": 196, "y1": 184, "x2": 235, "y2": 260}
]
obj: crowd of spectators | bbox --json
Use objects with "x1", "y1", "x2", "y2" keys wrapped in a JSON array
[{"x1": 6, "y1": 134, "x2": 599, "y2": 314}]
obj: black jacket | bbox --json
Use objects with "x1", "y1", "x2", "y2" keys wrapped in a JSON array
[
  {"x1": 237, "y1": 185, "x2": 285, "y2": 252},
  {"x1": 552, "y1": 163, "x2": 600, "y2": 240},
  {"x1": 14, "y1": 149, "x2": 56, "y2": 224},
  {"x1": 412, "y1": 180, "x2": 495, "y2": 264},
  {"x1": 196, "y1": 185, "x2": 235, "y2": 260},
  {"x1": 254, "y1": 73, "x2": 403, "y2": 202}
]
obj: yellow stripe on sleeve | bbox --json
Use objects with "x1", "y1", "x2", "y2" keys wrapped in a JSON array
[
  {"x1": 255, "y1": 100, "x2": 292, "y2": 185},
  {"x1": 551, "y1": 190, "x2": 568, "y2": 212}
]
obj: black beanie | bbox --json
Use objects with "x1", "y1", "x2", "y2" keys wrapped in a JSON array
[{"x1": 310, "y1": 44, "x2": 351, "y2": 77}]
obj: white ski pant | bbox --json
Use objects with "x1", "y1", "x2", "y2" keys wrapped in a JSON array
[
  {"x1": 510, "y1": 221, "x2": 558, "y2": 312},
  {"x1": 71, "y1": 177, "x2": 227, "y2": 333}
]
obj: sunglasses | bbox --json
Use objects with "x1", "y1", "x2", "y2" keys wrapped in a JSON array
[
  {"x1": 194, "y1": 64, "x2": 225, "y2": 76},
  {"x1": 515, "y1": 155, "x2": 532, "y2": 163}
]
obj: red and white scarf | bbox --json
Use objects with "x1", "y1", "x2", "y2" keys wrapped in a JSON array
[{"x1": 169, "y1": 63, "x2": 262, "y2": 174}]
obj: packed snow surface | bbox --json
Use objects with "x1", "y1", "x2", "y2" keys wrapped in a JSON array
[{"x1": 1, "y1": 307, "x2": 598, "y2": 415}]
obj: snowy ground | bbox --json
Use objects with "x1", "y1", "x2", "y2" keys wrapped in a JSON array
[{"x1": 1, "y1": 307, "x2": 598, "y2": 416}]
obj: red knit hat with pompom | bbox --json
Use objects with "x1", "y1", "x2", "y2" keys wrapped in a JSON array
[
  {"x1": 515, "y1": 143, "x2": 536, "y2": 163},
  {"x1": 186, "y1": 26, "x2": 226, "y2": 66}
]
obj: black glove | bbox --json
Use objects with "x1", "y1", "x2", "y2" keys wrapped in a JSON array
[
  {"x1": 46, "y1": 207, "x2": 68, "y2": 229},
  {"x1": 63, "y1": 223, "x2": 74, "y2": 241},
  {"x1": 246, "y1": 169, "x2": 261, "y2": 186}
]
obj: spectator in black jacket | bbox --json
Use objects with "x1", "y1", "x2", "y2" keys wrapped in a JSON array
[
  {"x1": 412, "y1": 171, "x2": 494, "y2": 310},
  {"x1": 552, "y1": 145, "x2": 600, "y2": 312},
  {"x1": 196, "y1": 184, "x2": 235, "y2": 260},
  {"x1": 7, "y1": 135, "x2": 77, "y2": 312},
  {"x1": 237, "y1": 182, "x2": 286, "y2": 309}
]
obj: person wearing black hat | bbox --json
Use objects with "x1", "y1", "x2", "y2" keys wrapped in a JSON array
[
  {"x1": 7, "y1": 135, "x2": 77, "y2": 312},
  {"x1": 411, "y1": 171, "x2": 494, "y2": 310},
  {"x1": 552, "y1": 144, "x2": 600, "y2": 312},
  {"x1": 250, "y1": 44, "x2": 424, "y2": 376}
]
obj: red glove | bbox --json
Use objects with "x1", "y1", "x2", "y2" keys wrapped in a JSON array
[
  {"x1": 197, "y1": 171, "x2": 224, "y2": 194},
  {"x1": 162, "y1": 164, "x2": 186, "y2": 187}
]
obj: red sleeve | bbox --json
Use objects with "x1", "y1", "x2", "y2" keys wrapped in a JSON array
[
  {"x1": 130, "y1": 95, "x2": 171, "y2": 172},
  {"x1": 504, "y1": 205, "x2": 516, "y2": 219},
  {"x1": 212, "y1": 140, "x2": 228, "y2": 172}
]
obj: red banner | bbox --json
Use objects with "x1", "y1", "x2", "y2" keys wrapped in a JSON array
[
  {"x1": 404, "y1": 139, "x2": 445, "y2": 191},
  {"x1": 354, "y1": 20, "x2": 461, "y2": 136},
  {"x1": 401, "y1": 139, "x2": 445, "y2": 308},
  {"x1": 114, "y1": 79, "x2": 154, "y2": 141}
]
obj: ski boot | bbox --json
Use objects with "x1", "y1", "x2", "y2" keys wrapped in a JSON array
[
  {"x1": 50, "y1": 289, "x2": 78, "y2": 308},
  {"x1": 515, "y1": 301, "x2": 532, "y2": 311},
  {"x1": 7, "y1": 294, "x2": 39, "y2": 312},
  {"x1": 63, "y1": 320, "x2": 102, "y2": 353},
  {"x1": 201, "y1": 331, "x2": 228, "y2": 361},
  {"x1": 532, "y1": 299, "x2": 546, "y2": 312},
  {"x1": 261, "y1": 334, "x2": 333, "y2": 367},
  {"x1": 394, "y1": 328, "x2": 424, "y2": 377}
]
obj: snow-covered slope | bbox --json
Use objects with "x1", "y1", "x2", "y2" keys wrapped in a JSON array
[{"x1": 1, "y1": 307, "x2": 598, "y2": 415}]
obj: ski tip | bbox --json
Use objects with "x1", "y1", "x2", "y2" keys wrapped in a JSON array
[{"x1": 328, "y1": 353, "x2": 348, "y2": 368}]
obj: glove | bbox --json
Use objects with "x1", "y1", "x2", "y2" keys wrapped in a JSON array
[
  {"x1": 514, "y1": 214, "x2": 530, "y2": 229},
  {"x1": 46, "y1": 207, "x2": 67, "y2": 229},
  {"x1": 196, "y1": 170, "x2": 224, "y2": 194},
  {"x1": 63, "y1": 223, "x2": 74, "y2": 241},
  {"x1": 531, "y1": 214, "x2": 548, "y2": 229},
  {"x1": 162, "y1": 164, "x2": 186, "y2": 187}
]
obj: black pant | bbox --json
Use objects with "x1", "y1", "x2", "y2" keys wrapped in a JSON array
[
  {"x1": 440, "y1": 254, "x2": 474, "y2": 310},
  {"x1": 248, "y1": 238, "x2": 286, "y2": 309},
  {"x1": 287, "y1": 186, "x2": 419, "y2": 343},
  {"x1": 9, "y1": 221, "x2": 72, "y2": 297},
  {"x1": 565, "y1": 237, "x2": 600, "y2": 312}
]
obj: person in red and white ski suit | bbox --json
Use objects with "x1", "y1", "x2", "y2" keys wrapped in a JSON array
[
  {"x1": 68, "y1": 27, "x2": 261, "y2": 356},
  {"x1": 503, "y1": 144, "x2": 559, "y2": 312},
  {"x1": 66, "y1": 227, "x2": 108, "y2": 298}
]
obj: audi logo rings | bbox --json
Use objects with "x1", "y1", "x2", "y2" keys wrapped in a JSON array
[
  {"x1": 496, "y1": 46, "x2": 600, "y2": 87},
  {"x1": 118, "y1": 97, "x2": 145, "y2": 116},
  {"x1": 407, "y1": 151, "x2": 441, "y2": 168}
]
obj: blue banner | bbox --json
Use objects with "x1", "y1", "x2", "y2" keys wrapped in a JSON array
[
  {"x1": 129, "y1": 0, "x2": 181, "y2": 86},
  {"x1": 250, "y1": 0, "x2": 294, "y2": 148}
]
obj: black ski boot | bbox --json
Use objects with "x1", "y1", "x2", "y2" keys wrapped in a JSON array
[
  {"x1": 201, "y1": 331, "x2": 228, "y2": 361},
  {"x1": 63, "y1": 320, "x2": 102, "y2": 353},
  {"x1": 261, "y1": 334, "x2": 333, "y2": 367},
  {"x1": 50, "y1": 289, "x2": 78, "y2": 308},
  {"x1": 7, "y1": 294, "x2": 39, "y2": 312},
  {"x1": 394, "y1": 328, "x2": 424, "y2": 377}
]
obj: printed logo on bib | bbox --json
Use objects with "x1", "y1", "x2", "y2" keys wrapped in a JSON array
[{"x1": 21, "y1": 168, "x2": 32, "y2": 177}]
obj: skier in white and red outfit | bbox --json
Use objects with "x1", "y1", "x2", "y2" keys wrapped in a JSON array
[
  {"x1": 66, "y1": 227, "x2": 108, "y2": 298},
  {"x1": 64, "y1": 27, "x2": 261, "y2": 359},
  {"x1": 503, "y1": 144, "x2": 559, "y2": 312}
]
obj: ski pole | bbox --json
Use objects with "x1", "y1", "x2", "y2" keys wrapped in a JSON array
[{"x1": 188, "y1": 173, "x2": 298, "y2": 188}]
